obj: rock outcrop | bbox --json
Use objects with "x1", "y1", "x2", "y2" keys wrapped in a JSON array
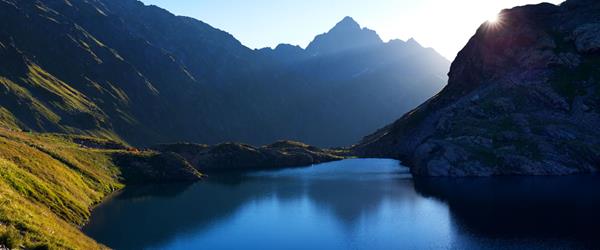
[
  {"x1": 112, "y1": 151, "x2": 203, "y2": 183},
  {"x1": 154, "y1": 141, "x2": 345, "y2": 173},
  {"x1": 355, "y1": 0, "x2": 600, "y2": 176}
]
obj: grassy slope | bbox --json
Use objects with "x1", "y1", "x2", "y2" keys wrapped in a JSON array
[
  {"x1": 0, "y1": 68, "x2": 124, "y2": 144},
  {"x1": 0, "y1": 128, "x2": 127, "y2": 249}
]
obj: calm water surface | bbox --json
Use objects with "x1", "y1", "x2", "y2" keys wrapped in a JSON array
[{"x1": 84, "y1": 159, "x2": 600, "y2": 250}]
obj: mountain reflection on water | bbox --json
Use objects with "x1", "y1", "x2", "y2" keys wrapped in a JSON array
[{"x1": 84, "y1": 159, "x2": 600, "y2": 250}]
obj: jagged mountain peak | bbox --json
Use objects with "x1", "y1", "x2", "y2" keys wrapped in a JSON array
[
  {"x1": 306, "y1": 16, "x2": 383, "y2": 55},
  {"x1": 275, "y1": 43, "x2": 303, "y2": 50},
  {"x1": 331, "y1": 16, "x2": 361, "y2": 32},
  {"x1": 407, "y1": 38, "x2": 420, "y2": 46}
]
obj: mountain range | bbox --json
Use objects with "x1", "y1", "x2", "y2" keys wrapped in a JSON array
[{"x1": 0, "y1": 0, "x2": 449, "y2": 147}]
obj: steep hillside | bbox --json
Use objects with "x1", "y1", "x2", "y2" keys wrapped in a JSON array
[
  {"x1": 0, "y1": 0, "x2": 244, "y2": 145},
  {"x1": 356, "y1": 0, "x2": 600, "y2": 176},
  {"x1": 0, "y1": 0, "x2": 449, "y2": 147},
  {"x1": 0, "y1": 129, "x2": 201, "y2": 249}
]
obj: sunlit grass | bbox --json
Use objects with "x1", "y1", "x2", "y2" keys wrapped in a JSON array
[
  {"x1": 0, "y1": 108, "x2": 20, "y2": 130},
  {"x1": 0, "y1": 128, "x2": 124, "y2": 249}
]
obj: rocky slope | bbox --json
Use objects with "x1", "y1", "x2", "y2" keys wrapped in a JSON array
[
  {"x1": 0, "y1": 0, "x2": 449, "y2": 148},
  {"x1": 154, "y1": 141, "x2": 345, "y2": 173},
  {"x1": 355, "y1": 0, "x2": 600, "y2": 176}
]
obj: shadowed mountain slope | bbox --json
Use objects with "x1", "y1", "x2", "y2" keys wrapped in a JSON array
[{"x1": 355, "y1": 0, "x2": 600, "y2": 176}]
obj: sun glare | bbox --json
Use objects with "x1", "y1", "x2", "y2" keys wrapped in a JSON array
[{"x1": 488, "y1": 13, "x2": 499, "y2": 23}]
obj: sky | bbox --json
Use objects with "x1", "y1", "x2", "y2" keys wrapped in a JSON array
[{"x1": 140, "y1": 0, "x2": 564, "y2": 60}]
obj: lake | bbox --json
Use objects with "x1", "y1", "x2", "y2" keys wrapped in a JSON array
[{"x1": 84, "y1": 159, "x2": 600, "y2": 250}]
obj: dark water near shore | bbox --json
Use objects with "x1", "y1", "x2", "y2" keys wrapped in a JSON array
[{"x1": 84, "y1": 159, "x2": 600, "y2": 250}]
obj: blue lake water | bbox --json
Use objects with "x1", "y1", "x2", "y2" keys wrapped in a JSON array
[{"x1": 83, "y1": 159, "x2": 600, "y2": 250}]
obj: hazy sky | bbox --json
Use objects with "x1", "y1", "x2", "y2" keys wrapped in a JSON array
[{"x1": 140, "y1": 0, "x2": 564, "y2": 59}]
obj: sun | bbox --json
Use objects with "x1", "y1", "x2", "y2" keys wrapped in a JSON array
[{"x1": 487, "y1": 13, "x2": 499, "y2": 24}]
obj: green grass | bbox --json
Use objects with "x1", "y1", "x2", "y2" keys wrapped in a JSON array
[
  {"x1": 26, "y1": 64, "x2": 100, "y2": 116},
  {"x1": 0, "y1": 127, "x2": 202, "y2": 249},
  {"x1": 0, "y1": 64, "x2": 124, "y2": 144},
  {"x1": 0, "y1": 76, "x2": 61, "y2": 125},
  {"x1": 0, "y1": 128, "x2": 126, "y2": 249},
  {"x1": 0, "y1": 108, "x2": 20, "y2": 130}
]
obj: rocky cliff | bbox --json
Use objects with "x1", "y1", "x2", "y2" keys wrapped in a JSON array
[{"x1": 356, "y1": 0, "x2": 600, "y2": 176}]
